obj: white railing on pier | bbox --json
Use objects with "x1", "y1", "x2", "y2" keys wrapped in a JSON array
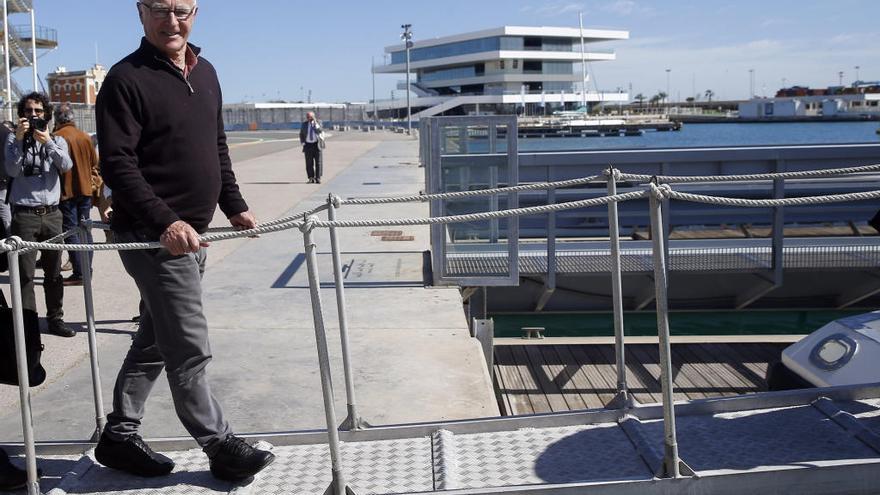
[{"x1": 4, "y1": 157, "x2": 880, "y2": 493}]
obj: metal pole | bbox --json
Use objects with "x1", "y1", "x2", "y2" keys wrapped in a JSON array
[
  {"x1": 327, "y1": 197, "x2": 368, "y2": 431},
  {"x1": 29, "y1": 7, "x2": 36, "y2": 91},
  {"x1": 607, "y1": 168, "x2": 629, "y2": 407},
  {"x1": 649, "y1": 184, "x2": 682, "y2": 479},
  {"x1": 402, "y1": 24, "x2": 412, "y2": 135},
  {"x1": 8, "y1": 249, "x2": 40, "y2": 495},
  {"x1": 79, "y1": 225, "x2": 106, "y2": 438},
  {"x1": 301, "y1": 223, "x2": 349, "y2": 495},
  {"x1": 3, "y1": 0, "x2": 11, "y2": 121},
  {"x1": 371, "y1": 56, "x2": 377, "y2": 125},
  {"x1": 578, "y1": 12, "x2": 588, "y2": 112}
]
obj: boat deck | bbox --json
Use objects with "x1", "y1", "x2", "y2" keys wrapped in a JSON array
[{"x1": 494, "y1": 341, "x2": 790, "y2": 414}]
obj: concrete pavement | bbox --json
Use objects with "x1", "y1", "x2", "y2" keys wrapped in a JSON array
[{"x1": 0, "y1": 130, "x2": 498, "y2": 444}]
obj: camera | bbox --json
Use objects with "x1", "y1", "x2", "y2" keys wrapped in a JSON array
[{"x1": 27, "y1": 116, "x2": 49, "y2": 133}]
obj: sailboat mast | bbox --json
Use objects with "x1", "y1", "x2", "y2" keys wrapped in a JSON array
[{"x1": 579, "y1": 12, "x2": 588, "y2": 112}]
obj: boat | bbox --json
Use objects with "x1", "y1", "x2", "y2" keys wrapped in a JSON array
[{"x1": 770, "y1": 311, "x2": 880, "y2": 390}]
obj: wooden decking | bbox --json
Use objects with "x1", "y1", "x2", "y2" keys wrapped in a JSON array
[{"x1": 494, "y1": 342, "x2": 790, "y2": 415}]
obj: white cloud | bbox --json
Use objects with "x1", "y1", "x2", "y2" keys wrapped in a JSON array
[
  {"x1": 520, "y1": 2, "x2": 586, "y2": 17},
  {"x1": 519, "y1": 0, "x2": 654, "y2": 20},
  {"x1": 601, "y1": 1, "x2": 640, "y2": 15}
]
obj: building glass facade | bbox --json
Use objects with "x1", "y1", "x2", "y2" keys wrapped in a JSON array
[{"x1": 391, "y1": 36, "x2": 575, "y2": 64}]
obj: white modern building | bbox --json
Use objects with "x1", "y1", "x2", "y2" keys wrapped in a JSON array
[
  {"x1": 739, "y1": 93, "x2": 880, "y2": 119},
  {"x1": 371, "y1": 25, "x2": 629, "y2": 120}
]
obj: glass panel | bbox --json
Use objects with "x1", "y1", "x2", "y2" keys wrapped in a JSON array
[
  {"x1": 390, "y1": 37, "x2": 502, "y2": 64},
  {"x1": 439, "y1": 122, "x2": 515, "y2": 280}
]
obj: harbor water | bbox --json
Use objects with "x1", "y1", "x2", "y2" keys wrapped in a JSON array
[{"x1": 496, "y1": 121, "x2": 880, "y2": 337}]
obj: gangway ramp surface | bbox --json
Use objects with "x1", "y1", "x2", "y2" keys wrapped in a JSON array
[{"x1": 19, "y1": 384, "x2": 880, "y2": 494}]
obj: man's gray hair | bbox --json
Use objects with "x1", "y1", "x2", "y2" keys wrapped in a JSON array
[{"x1": 54, "y1": 103, "x2": 75, "y2": 125}]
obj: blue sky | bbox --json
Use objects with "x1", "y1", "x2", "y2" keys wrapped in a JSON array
[{"x1": 24, "y1": 0, "x2": 879, "y2": 103}]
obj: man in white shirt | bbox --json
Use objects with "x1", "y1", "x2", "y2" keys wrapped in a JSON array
[{"x1": 298, "y1": 112, "x2": 323, "y2": 184}]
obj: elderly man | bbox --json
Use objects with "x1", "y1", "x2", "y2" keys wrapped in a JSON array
[
  {"x1": 299, "y1": 111, "x2": 324, "y2": 183},
  {"x1": 94, "y1": 0, "x2": 274, "y2": 481},
  {"x1": 4, "y1": 92, "x2": 74, "y2": 338},
  {"x1": 55, "y1": 103, "x2": 100, "y2": 286}
]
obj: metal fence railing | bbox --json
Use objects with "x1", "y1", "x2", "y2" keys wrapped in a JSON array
[{"x1": 5, "y1": 116, "x2": 880, "y2": 493}]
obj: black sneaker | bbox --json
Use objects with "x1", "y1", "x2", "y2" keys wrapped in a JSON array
[
  {"x1": 47, "y1": 319, "x2": 76, "y2": 338},
  {"x1": 209, "y1": 435, "x2": 275, "y2": 481},
  {"x1": 94, "y1": 433, "x2": 174, "y2": 477},
  {"x1": 0, "y1": 450, "x2": 27, "y2": 491}
]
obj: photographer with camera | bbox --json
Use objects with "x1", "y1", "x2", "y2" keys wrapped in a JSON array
[{"x1": 4, "y1": 92, "x2": 74, "y2": 338}]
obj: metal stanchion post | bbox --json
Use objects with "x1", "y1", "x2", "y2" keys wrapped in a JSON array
[
  {"x1": 648, "y1": 183, "x2": 693, "y2": 479},
  {"x1": 79, "y1": 224, "x2": 106, "y2": 439},
  {"x1": 301, "y1": 221, "x2": 356, "y2": 495},
  {"x1": 606, "y1": 167, "x2": 631, "y2": 409},
  {"x1": 327, "y1": 196, "x2": 369, "y2": 431},
  {"x1": 7, "y1": 247, "x2": 40, "y2": 495}
]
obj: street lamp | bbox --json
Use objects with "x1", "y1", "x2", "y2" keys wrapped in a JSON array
[
  {"x1": 748, "y1": 68, "x2": 754, "y2": 99},
  {"x1": 371, "y1": 56, "x2": 377, "y2": 123},
  {"x1": 855, "y1": 65, "x2": 860, "y2": 84},
  {"x1": 665, "y1": 68, "x2": 671, "y2": 112},
  {"x1": 838, "y1": 71, "x2": 844, "y2": 86},
  {"x1": 401, "y1": 23, "x2": 413, "y2": 135}
]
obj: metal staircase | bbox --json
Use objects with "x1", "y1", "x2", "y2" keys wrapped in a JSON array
[{"x1": 1, "y1": 0, "x2": 58, "y2": 103}]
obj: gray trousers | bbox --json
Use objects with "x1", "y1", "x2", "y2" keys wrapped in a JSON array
[{"x1": 105, "y1": 231, "x2": 230, "y2": 454}]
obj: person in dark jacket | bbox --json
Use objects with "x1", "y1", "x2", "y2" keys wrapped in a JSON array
[
  {"x1": 299, "y1": 111, "x2": 324, "y2": 183},
  {"x1": 55, "y1": 103, "x2": 101, "y2": 286},
  {"x1": 0, "y1": 447, "x2": 27, "y2": 491},
  {"x1": 93, "y1": 0, "x2": 274, "y2": 482}
]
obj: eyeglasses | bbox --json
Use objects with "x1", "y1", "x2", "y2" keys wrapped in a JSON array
[
  {"x1": 24, "y1": 108, "x2": 44, "y2": 115},
  {"x1": 138, "y1": 2, "x2": 197, "y2": 21}
]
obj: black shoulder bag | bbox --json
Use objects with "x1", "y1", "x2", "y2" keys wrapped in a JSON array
[{"x1": 0, "y1": 290, "x2": 45, "y2": 387}]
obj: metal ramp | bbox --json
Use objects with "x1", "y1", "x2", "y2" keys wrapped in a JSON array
[{"x1": 17, "y1": 385, "x2": 880, "y2": 494}]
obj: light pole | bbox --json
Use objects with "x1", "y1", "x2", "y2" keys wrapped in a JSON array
[
  {"x1": 401, "y1": 23, "x2": 413, "y2": 135},
  {"x1": 3, "y1": 0, "x2": 12, "y2": 121},
  {"x1": 855, "y1": 65, "x2": 860, "y2": 84},
  {"x1": 665, "y1": 68, "x2": 671, "y2": 113},
  {"x1": 748, "y1": 68, "x2": 754, "y2": 99},
  {"x1": 390, "y1": 90, "x2": 396, "y2": 120},
  {"x1": 371, "y1": 56, "x2": 377, "y2": 123},
  {"x1": 838, "y1": 71, "x2": 844, "y2": 86}
]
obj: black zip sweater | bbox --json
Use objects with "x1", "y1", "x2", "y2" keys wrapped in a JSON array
[{"x1": 96, "y1": 38, "x2": 247, "y2": 237}]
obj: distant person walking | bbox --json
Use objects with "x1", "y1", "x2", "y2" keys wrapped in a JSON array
[
  {"x1": 55, "y1": 103, "x2": 101, "y2": 286},
  {"x1": 94, "y1": 0, "x2": 274, "y2": 482},
  {"x1": 299, "y1": 111, "x2": 324, "y2": 183},
  {"x1": 4, "y1": 92, "x2": 74, "y2": 338}
]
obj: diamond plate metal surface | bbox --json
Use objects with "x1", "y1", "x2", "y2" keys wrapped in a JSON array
[
  {"x1": 638, "y1": 405, "x2": 880, "y2": 473},
  {"x1": 446, "y1": 244, "x2": 880, "y2": 276},
  {"x1": 836, "y1": 399, "x2": 880, "y2": 437},
  {"x1": 249, "y1": 437, "x2": 433, "y2": 495},
  {"x1": 55, "y1": 448, "x2": 233, "y2": 495},
  {"x1": 440, "y1": 424, "x2": 651, "y2": 489}
]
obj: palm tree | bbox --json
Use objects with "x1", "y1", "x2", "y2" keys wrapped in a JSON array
[
  {"x1": 704, "y1": 89, "x2": 715, "y2": 102},
  {"x1": 634, "y1": 93, "x2": 646, "y2": 108}
]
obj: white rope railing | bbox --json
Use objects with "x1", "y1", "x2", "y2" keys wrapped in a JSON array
[
  {"x1": 3, "y1": 162, "x2": 880, "y2": 254},
  {"x1": 617, "y1": 162, "x2": 880, "y2": 184},
  {"x1": 339, "y1": 174, "x2": 606, "y2": 205}
]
